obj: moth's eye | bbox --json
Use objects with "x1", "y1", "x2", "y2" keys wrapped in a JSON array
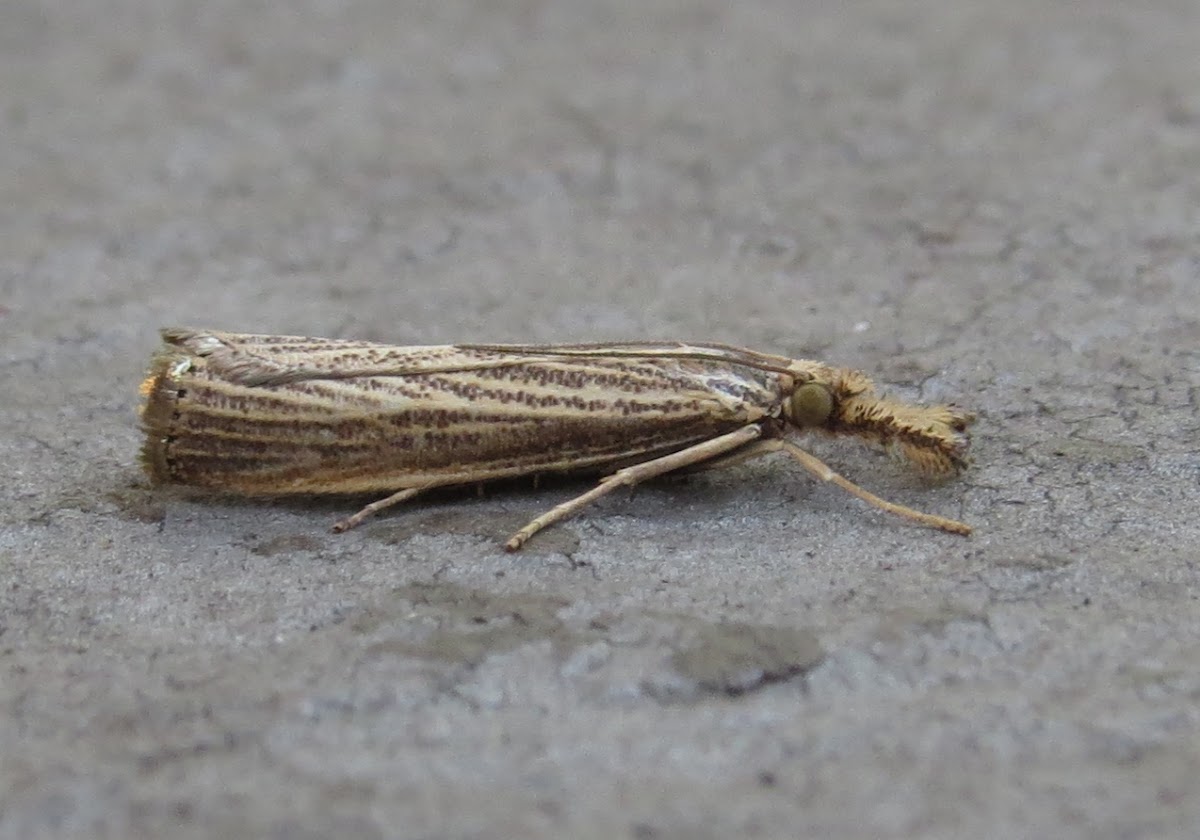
[{"x1": 790, "y1": 382, "x2": 834, "y2": 428}]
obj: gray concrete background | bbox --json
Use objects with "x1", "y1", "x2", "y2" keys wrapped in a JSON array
[{"x1": 2, "y1": 1, "x2": 1198, "y2": 838}]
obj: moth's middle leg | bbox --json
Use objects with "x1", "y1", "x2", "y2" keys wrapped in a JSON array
[
  {"x1": 505, "y1": 424, "x2": 765, "y2": 551},
  {"x1": 671, "y1": 438, "x2": 782, "y2": 475}
]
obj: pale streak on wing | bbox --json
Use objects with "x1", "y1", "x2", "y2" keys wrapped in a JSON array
[
  {"x1": 161, "y1": 329, "x2": 805, "y2": 386},
  {"x1": 460, "y1": 341, "x2": 799, "y2": 375},
  {"x1": 162, "y1": 328, "x2": 564, "y2": 387}
]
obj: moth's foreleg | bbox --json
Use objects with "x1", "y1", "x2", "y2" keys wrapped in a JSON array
[
  {"x1": 775, "y1": 440, "x2": 972, "y2": 535},
  {"x1": 332, "y1": 487, "x2": 424, "y2": 533},
  {"x1": 505, "y1": 424, "x2": 765, "y2": 551}
]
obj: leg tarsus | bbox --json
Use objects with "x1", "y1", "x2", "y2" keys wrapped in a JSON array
[{"x1": 332, "y1": 487, "x2": 423, "y2": 533}]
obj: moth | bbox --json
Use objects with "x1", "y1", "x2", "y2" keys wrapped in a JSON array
[{"x1": 139, "y1": 329, "x2": 975, "y2": 550}]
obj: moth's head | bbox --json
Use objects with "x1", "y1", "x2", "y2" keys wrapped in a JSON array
[
  {"x1": 784, "y1": 380, "x2": 837, "y2": 430},
  {"x1": 781, "y1": 365, "x2": 868, "y2": 431},
  {"x1": 784, "y1": 368, "x2": 974, "y2": 477}
]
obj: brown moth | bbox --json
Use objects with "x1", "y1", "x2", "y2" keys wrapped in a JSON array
[{"x1": 139, "y1": 329, "x2": 974, "y2": 550}]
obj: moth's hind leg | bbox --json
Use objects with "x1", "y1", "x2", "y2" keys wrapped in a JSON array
[
  {"x1": 505, "y1": 425, "x2": 765, "y2": 551},
  {"x1": 332, "y1": 487, "x2": 423, "y2": 533}
]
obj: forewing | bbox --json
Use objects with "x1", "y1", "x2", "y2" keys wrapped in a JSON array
[{"x1": 144, "y1": 330, "x2": 790, "y2": 495}]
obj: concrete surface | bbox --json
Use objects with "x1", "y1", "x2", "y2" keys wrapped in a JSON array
[{"x1": 3, "y1": 1, "x2": 1199, "y2": 838}]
